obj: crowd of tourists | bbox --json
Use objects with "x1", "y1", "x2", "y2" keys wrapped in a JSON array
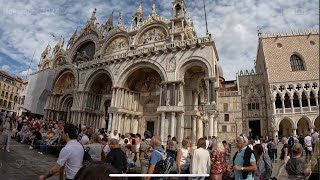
[{"x1": 0, "y1": 113, "x2": 319, "y2": 180}]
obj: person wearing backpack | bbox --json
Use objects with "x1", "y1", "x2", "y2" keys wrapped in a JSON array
[
  {"x1": 253, "y1": 144, "x2": 272, "y2": 180},
  {"x1": 146, "y1": 135, "x2": 165, "y2": 180},
  {"x1": 39, "y1": 123, "x2": 84, "y2": 180},
  {"x1": 140, "y1": 130, "x2": 153, "y2": 174},
  {"x1": 232, "y1": 134, "x2": 257, "y2": 180}
]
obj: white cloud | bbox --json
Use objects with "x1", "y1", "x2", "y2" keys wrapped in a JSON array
[
  {"x1": 19, "y1": 69, "x2": 33, "y2": 77},
  {"x1": 0, "y1": 0, "x2": 318, "y2": 81},
  {"x1": 1, "y1": 65, "x2": 9, "y2": 71}
]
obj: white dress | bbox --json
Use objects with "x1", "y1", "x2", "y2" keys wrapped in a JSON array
[{"x1": 191, "y1": 147, "x2": 211, "y2": 174}]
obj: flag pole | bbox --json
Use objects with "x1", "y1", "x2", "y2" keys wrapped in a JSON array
[{"x1": 203, "y1": 0, "x2": 209, "y2": 36}]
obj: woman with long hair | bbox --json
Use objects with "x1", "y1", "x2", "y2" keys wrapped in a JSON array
[
  {"x1": 253, "y1": 144, "x2": 272, "y2": 180},
  {"x1": 176, "y1": 138, "x2": 191, "y2": 179},
  {"x1": 2, "y1": 116, "x2": 15, "y2": 152},
  {"x1": 209, "y1": 138, "x2": 226, "y2": 180},
  {"x1": 272, "y1": 137, "x2": 289, "y2": 180}
]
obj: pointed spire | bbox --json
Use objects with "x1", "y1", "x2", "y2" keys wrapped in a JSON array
[
  {"x1": 106, "y1": 11, "x2": 114, "y2": 26},
  {"x1": 135, "y1": 0, "x2": 143, "y2": 16},
  {"x1": 118, "y1": 12, "x2": 123, "y2": 27},
  {"x1": 90, "y1": 8, "x2": 97, "y2": 23},
  {"x1": 152, "y1": 0, "x2": 157, "y2": 16}
]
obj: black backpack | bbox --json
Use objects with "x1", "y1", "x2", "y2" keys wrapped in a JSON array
[
  {"x1": 81, "y1": 145, "x2": 92, "y2": 165},
  {"x1": 153, "y1": 150, "x2": 174, "y2": 174}
]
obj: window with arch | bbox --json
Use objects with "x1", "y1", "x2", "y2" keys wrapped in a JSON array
[
  {"x1": 290, "y1": 54, "x2": 305, "y2": 71},
  {"x1": 248, "y1": 97, "x2": 260, "y2": 110}
]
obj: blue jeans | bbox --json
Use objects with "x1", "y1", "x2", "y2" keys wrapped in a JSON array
[{"x1": 39, "y1": 140, "x2": 47, "y2": 153}]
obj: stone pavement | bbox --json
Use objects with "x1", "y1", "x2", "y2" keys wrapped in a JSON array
[{"x1": 0, "y1": 139, "x2": 59, "y2": 180}]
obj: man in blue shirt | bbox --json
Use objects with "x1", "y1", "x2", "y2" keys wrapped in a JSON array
[
  {"x1": 233, "y1": 134, "x2": 257, "y2": 180},
  {"x1": 147, "y1": 136, "x2": 164, "y2": 180}
]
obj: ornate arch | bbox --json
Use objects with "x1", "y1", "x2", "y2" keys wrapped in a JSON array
[
  {"x1": 297, "y1": 115, "x2": 313, "y2": 128},
  {"x1": 101, "y1": 32, "x2": 130, "y2": 55},
  {"x1": 176, "y1": 56, "x2": 213, "y2": 80},
  {"x1": 40, "y1": 59, "x2": 51, "y2": 70},
  {"x1": 67, "y1": 34, "x2": 99, "y2": 63},
  {"x1": 83, "y1": 68, "x2": 114, "y2": 92},
  {"x1": 52, "y1": 55, "x2": 67, "y2": 69},
  {"x1": 117, "y1": 60, "x2": 167, "y2": 87},
  {"x1": 134, "y1": 22, "x2": 169, "y2": 46},
  {"x1": 277, "y1": 117, "x2": 295, "y2": 130},
  {"x1": 59, "y1": 93, "x2": 73, "y2": 111},
  {"x1": 52, "y1": 65, "x2": 79, "y2": 91}
]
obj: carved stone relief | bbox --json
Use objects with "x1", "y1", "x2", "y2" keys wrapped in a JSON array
[
  {"x1": 105, "y1": 37, "x2": 129, "y2": 54},
  {"x1": 138, "y1": 27, "x2": 166, "y2": 45}
]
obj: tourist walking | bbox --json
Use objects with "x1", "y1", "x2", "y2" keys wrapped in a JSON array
[
  {"x1": 285, "y1": 143, "x2": 311, "y2": 179},
  {"x1": 232, "y1": 134, "x2": 256, "y2": 180},
  {"x1": 253, "y1": 144, "x2": 272, "y2": 180},
  {"x1": 272, "y1": 137, "x2": 289, "y2": 180},
  {"x1": 139, "y1": 130, "x2": 152, "y2": 174},
  {"x1": 304, "y1": 133, "x2": 312, "y2": 162},
  {"x1": 191, "y1": 137, "x2": 211, "y2": 180},
  {"x1": 209, "y1": 138, "x2": 226, "y2": 180},
  {"x1": 84, "y1": 133, "x2": 103, "y2": 161},
  {"x1": 39, "y1": 123, "x2": 84, "y2": 180},
  {"x1": 105, "y1": 138, "x2": 127, "y2": 173},
  {"x1": 2, "y1": 116, "x2": 15, "y2": 152},
  {"x1": 176, "y1": 138, "x2": 191, "y2": 179},
  {"x1": 309, "y1": 138, "x2": 320, "y2": 179},
  {"x1": 146, "y1": 136, "x2": 165, "y2": 180}
]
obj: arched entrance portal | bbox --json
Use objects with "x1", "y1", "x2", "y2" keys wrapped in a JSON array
[
  {"x1": 297, "y1": 117, "x2": 310, "y2": 136},
  {"x1": 60, "y1": 94, "x2": 73, "y2": 123},
  {"x1": 85, "y1": 72, "x2": 113, "y2": 129},
  {"x1": 278, "y1": 118, "x2": 293, "y2": 138},
  {"x1": 183, "y1": 65, "x2": 208, "y2": 146},
  {"x1": 123, "y1": 68, "x2": 162, "y2": 135}
]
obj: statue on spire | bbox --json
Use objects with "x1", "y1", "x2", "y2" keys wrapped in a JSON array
[
  {"x1": 152, "y1": 0, "x2": 157, "y2": 17},
  {"x1": 132, "y1": 0, "x2": 144, "y2": 29},
  {"x1": 41, "y1": 43, "x2": 51, "y2": 60},
  {"x1": 52, "y1": 36, "x2": 64, "y2": 56},
  {"x1": 89, "y1": 8, "x2": 97, "y2": 26},
  {"x1": 67, "y1": 29, "x2": 78, "y2": 50},
  {"x1": 117, "y1": 12, "x2": 124, "y2": 27}
]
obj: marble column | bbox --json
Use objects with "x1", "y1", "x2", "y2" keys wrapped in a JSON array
[
  {"x1": 178, "y1": 113, "x2": 184, "y2": 145},
  {"x1": 205, "y1": 79, "x2": 210, "y2": 105},
  {"x1": 178, "y1": 83, "x2": 184, "y2": 106},
  {"x1": 193, "y1": 91, "x2": 198, "y2": 110},
  {"x1": 210, "y1": 79, "x2": 215, "y2": 104},
  {"x1": 293, "y1": 128, "x2": 297, "y2": 136},
  {"x1": 290, "y1": 97, "x2": 294, "y2": 113},
  {"x1": 107, "y1": 113, "x2": 113, "y2": 132},
  {"x1": 118, "y1": 114, "x2": 123, "y2": 133},
  {"x1": 112, "y1": 113, "x2": 118, "y2": 132},
  {"x1": 281, "y1": 97, "x2": 285, "y2": 113},
  {"x1": 209, "y1": 112, "x2": 214, "y2": 136},
  {"x1": 315, "y1": 95, "x2": 319, "y2": 107},
  {"x1": 161, "y1": 112, "x2": 166, "y2": 144},
  {"x1": 307, "y1": 95, "x2": 311, "y2": 111},
  {"x1": 159, "y1": 85, "x2": 163, "y2": 106},
  {"x1": 114, "y1": 88, "x2": 119, "y2": 107},
  {"x1": 111, "y1": 89, "x2": 116, "y2": 107},
  {"x1": 170, "y1": 112, "x2": 176, "y2": 137},
  {"x1": 213, "y1": 118, "x2": 218, "y2": 137},
  {"x1": 163, "y1": 84, "x2": 167, "y2": 106},
  {"x1": 124, "y1": 114, "x2": 128, "y2": 133},
  {"x1": 172, "y1": 83, "x2": 176, "y2": 106},
  {"x1": 299, "y1": 97, "x2": 303, "y2": 112},
  {"x1": 192, "y1": 116, "x2": 197, "y2": 148},
  {"x1": 196, "y1": 117, "x2": 203, "y2": 142}
]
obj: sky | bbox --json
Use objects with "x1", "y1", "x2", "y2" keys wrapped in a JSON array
[{"x1": 0, "y1": 0, "x2": 318, "y2": 80}]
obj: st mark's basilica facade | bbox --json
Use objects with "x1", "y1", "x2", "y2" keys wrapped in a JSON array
[
  {"x1": 37, "y1": 0, "x2": 219, "y2": 145},
  {"x1": 28, "y1": 0, "x2": 319, "y2": 144}
]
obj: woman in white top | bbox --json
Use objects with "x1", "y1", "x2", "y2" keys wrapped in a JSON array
[
  {"x1": 2, "y1": 116, "x2": 15, "y2": 152},
  {"x1": 191, "y1": 138, "x2": 211, "y2": 179},
  {"x1": 177, "y1": 138, "x2": 191, "y2": 179},
  {"x1": 84, "y1": 133, "x2": 102, "y2": 161}
]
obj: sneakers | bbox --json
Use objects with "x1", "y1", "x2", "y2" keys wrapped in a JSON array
[
  {"x1": 6, "y1": 149, "x2": 10, "y2": 153},
  {"x1": 1, "y1": 147, "x2": 4, "y2": 150},
  {"x1": 38, "y1": 152, "x2": 43, "y2": 155},
  {"x1": 29, "y1": 146, "x2": 33, "y2": 150}
]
